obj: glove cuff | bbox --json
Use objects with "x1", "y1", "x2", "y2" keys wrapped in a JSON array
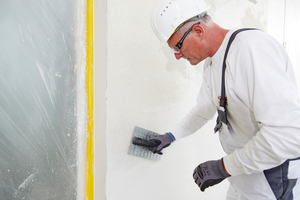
[{"x1": 166, "y1": 132, "x2": 176, "y2": 142}]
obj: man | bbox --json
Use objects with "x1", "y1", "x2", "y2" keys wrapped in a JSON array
[{"x1": 148, "y1": 0, "x2": 300, "y2": 199}]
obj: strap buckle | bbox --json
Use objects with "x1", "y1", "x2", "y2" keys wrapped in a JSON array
[{"x1": 214, "y1": 108, "x2": 228, "y2": 133}]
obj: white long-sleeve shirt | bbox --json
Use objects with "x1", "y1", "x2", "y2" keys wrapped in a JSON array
[{"x1": 171, "y1": 29, "x2": 300, "y2": 176}]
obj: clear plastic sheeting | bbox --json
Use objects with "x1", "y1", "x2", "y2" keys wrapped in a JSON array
[{"x1": 0, "y1": 0, "x2": 86, "y2": 199}]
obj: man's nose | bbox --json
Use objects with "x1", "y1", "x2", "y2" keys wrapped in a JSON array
[{"x1": 174, "y1": 52, "x2": 184, "y2": 60}]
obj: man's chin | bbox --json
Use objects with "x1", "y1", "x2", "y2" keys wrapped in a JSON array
[
  {"x1": 188, "y1": 57, "x2": 204, "y2": 65},
  {"x1": 188, "y1": 60, "x2": 199, "y2": 66}
]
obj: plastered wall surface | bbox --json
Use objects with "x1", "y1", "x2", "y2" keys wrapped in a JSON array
[{"x1": 103, "y1": 0, "x2": 300, "y2": 199}]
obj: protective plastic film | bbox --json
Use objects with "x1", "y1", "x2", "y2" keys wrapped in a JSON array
[{"x1": 0, "y1": 0, "x2": 86, "y2": 199}]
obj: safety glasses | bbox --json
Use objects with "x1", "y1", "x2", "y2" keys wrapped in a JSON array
[{"x1": 172, "y1": 22, "x2": 200, "y2": 53}]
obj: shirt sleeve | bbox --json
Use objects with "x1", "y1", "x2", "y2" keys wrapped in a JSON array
[
  {"x1": 171, "y1": 60, "x2": 216, "y2": 139},
  {"x1": 223, "y1": 33, "x2": 300, "y2": 176}
]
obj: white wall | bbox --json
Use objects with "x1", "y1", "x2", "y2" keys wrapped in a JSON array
[
  {"x1": 94, "y1": 0, "x2": 107, "y2": 199},
  {"x1": 95, "y1": 0, "x2": 300, "y2": 199}
]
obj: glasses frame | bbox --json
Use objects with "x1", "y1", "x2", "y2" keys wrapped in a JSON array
[{"x1": 173, "y1": 22, "x2": 200, "y2": 53}]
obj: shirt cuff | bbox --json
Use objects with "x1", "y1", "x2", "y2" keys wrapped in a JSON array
[{"x1": 223, "y1": 150, "x2": 248, "y2": 176}]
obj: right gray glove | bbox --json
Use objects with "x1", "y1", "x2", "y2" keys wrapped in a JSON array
[
  {"x1": 193, "y1": 158, "x2": 230, "y2": 192},
  {"x1": 148, "y1": 132, "x2": 175, "y2": 155}
]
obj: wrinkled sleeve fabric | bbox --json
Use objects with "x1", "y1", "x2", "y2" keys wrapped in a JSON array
[
  {"x1": 170, "y1": 61, "x2": 217, "y2": 139},
  {"x1": 223, "y1": 32, "x2": 300, "y2": 176}
]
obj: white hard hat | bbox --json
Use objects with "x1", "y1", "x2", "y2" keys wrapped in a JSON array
[{"x1": 151, "y1": 0, "x2": 210, "y2": 49}]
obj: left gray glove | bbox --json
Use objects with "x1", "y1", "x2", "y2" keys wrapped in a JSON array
[
  {"x1": 148, "y1": 132, "x2": 175, "y2": 155},
  {"x1": 193, "y1": 158, "x2": 230, "y2": 192}
]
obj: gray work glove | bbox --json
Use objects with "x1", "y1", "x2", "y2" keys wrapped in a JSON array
[
  {"x1": 193, "y1": 158, "x2": 230, "y2": 192},
  {"x1": 148, "y1": 132, "x2": 175, "y2": 155}
]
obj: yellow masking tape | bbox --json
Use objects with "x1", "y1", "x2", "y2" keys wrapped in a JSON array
[{"x1": 86, "y1": 0, "x2": 94, "y2": 199}]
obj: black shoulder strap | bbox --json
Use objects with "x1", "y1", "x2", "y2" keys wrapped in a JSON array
[
  {"x1": 214, "y1": 28, "x2": 257, "y2": 133},
  {"x1": 220, "y1": 28, "x2": 257, "y2": 108}
]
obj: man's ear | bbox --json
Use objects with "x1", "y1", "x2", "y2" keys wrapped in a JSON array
[{"x1": 193, "y1": 25, "x2": 204, "y2": 38}]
